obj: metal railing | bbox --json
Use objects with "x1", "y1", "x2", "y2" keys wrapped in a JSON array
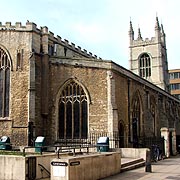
[
  {"x1": 55, "y1": 132, "x2": 120, "y2": 148},
  {"x1": 37, "y1": 164, "x2": 51, "y2": 179}
]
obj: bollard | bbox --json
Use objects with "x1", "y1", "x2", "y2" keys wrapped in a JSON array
[
  {"x1": 145, "y1": 162, "x2": 152, "y2": 172},
  {"x1": 145, "y1": 149, "x2": 152, "y2": 172}
]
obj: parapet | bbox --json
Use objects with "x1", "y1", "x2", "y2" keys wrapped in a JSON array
[
  {"x1": 0, "y1": 21, "x2": 101, "y2": 59},
  {"x1": 53, "y1": 36, "x2": 100, "y2": 59}
]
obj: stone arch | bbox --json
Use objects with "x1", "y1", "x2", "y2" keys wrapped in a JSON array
[
  {"x1": 138, "y1": 52, "x2": 152, "y2": 60},
  {"x1": 55, "y1": 78, "x2": 91, "y2": 140}
]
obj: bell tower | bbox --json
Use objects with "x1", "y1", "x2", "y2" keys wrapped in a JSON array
[{"x1": 129, "y1": 17, "x2": 169, "y2": 92}]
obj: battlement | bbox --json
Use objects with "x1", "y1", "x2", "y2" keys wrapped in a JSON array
[
  {"x1": 131, "y1": 36, "x2": 157, "y2": 47},
  {"x1": 0, "y1": 21, "x2": 40, "y2": 32},
  {"x1": 0, "y1": 21, "x2": 101, "y2": 59}
]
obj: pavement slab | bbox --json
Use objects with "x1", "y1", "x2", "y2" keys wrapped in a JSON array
[{"x1": 101, "y1": 155, "x2": 180, "y2": 180}]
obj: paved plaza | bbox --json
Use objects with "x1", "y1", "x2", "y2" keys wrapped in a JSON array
[{"x1": 101, "y1": 155, "x2": 180, "y2": 180}]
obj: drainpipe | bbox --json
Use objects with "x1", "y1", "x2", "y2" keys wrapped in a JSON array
[
  {"x1": 41, "y1": 53, "x2": 49, "y2": 139},
  {"x1": 28, "y1": 52, "x2": 36, "y2": 146}
]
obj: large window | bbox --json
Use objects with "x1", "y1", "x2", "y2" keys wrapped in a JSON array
[
  {"x1": 0, "y1": 47, "x2": 10, "y2": 117},
  {"x1": 170, "y1": 83, "x2": 180, "y2": 90},
  {"x1": 169, "y1": 72, "x2": 180, "y2": 79},
  {"x1": 59, "y1": 80, "x2": 88, "y2": 139},
  {"x1": 139, "y1": 53, "x2": 151, "y2": 78}
]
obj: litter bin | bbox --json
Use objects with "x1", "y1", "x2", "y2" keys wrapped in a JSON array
[
  {"x1": 35, "y1": 136, "x2": 45, "y2": 153},
  {"x1": 97, "y1": 136, "x2": 109, "y2": 152},
  {"x1": 0, "y1": 136, "x2": 11, "y2": 150}
]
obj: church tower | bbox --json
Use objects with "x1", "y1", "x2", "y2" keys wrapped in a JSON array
[{"x1": 129, "y1": 17, "x2": 169, "y2": 92}]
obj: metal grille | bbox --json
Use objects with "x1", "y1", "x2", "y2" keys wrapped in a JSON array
[
  {"x1": 27, "y1": 157, "x2": 36, "y2": 180},
  {"x1": 139, "y1": 136, "x2": 165, "y2": 155}
]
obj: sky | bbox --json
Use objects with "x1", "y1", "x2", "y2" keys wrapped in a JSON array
[{"x1": 0, "y1": 0, "x2": 180, "y2": 69}]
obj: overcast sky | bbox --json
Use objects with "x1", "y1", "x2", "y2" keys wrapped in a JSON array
[{"x1": 0, "y1": 0, "x2": 179, "y2": 69}]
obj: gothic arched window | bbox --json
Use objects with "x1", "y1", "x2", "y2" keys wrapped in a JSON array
[
  {"x1": 59, "y1": 80, "x2": 88, "y2": 139},
  {"x1": 139, "y1": 53, "x2": 151, "y2": 78},
  {"x1": 0, "y1": 47, "x2": 10, "y2": 117},
  {"x1": 132, "y1": 96, "x2": 141, "y2": 137}
]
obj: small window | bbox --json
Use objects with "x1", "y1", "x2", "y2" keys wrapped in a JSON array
[
  {"x1": 48, "y1": 45, "x2": 54, "y2": 56},
  {"x1": 64, "y1": 47, "x2": 67, "y2": 56},
  {"x1": 169, "y1": 73, "x2": 174, "y2": 79},
  {"x1": 16, "y1": 49, "x2": 23, "y2": 70}
]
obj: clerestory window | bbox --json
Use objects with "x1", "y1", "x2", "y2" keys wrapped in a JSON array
[
  {"x1": 59, "y1": 80, "x2": 88, "y2": 139},
  {"x1": 139, "y1": 53, "x2": 151, "y2": 78},
  {"x1": 0, "y1": 47, "x2": 10, "y2": 117}
]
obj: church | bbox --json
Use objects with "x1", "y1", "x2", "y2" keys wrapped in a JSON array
[{"x1": 0, "y1": 18, "x2": 179, "y2": 154}]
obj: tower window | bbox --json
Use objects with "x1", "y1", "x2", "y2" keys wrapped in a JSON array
[
  {"x1": 139, "y1": 53, "x2": 151, "y2": 78},
  {"x1": 0, "y1": 47, "x2": 10, "y2": 117}
]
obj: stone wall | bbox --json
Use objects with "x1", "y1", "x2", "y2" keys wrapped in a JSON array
[
  {"x1": 0, "y1": 30, "x2": 32, "y2": 145},
  {"x1": 47, "y1": 59, "x2": 108, "y2": 143}
]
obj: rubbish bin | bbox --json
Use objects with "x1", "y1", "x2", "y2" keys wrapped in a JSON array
[
  {"x1": 0, "y1": 136, "x2": 11, "y2": 150},
  {"x1": 97, "y1": 136, "x2": 109, "y2": 152},
  {"x1": 35, "y1": 136, "x2": 45, "y2": 153}
]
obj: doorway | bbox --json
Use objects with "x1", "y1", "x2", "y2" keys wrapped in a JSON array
[
  {"x1": 169, "y1": 131, "x2": 173, "y2": 156},
  {"x1": 132, "y1": 117, "x2": 138, "y2": 148}
]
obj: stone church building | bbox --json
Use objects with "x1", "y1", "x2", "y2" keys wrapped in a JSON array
[{"x1": 0, "y1": 18, "x2": 180, "y2": 154}]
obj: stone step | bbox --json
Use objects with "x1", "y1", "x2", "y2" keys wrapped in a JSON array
[{"x1": 121, "y1": 158, "x2": 145, "y2": 172}]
